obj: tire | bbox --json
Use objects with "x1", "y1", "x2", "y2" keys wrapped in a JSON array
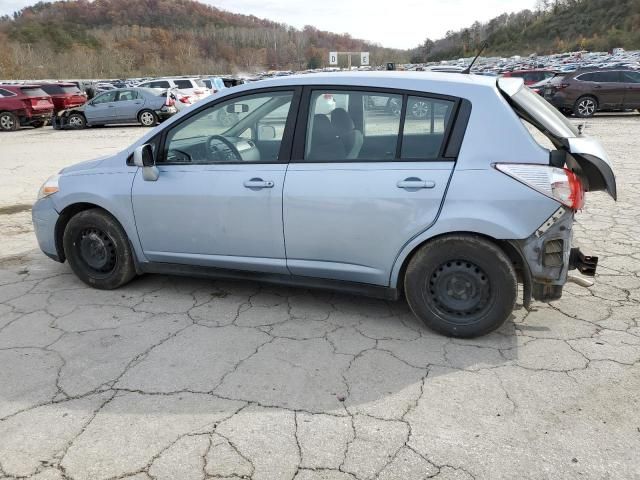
[
  {"x1": 387, "y1": 97, "x2": 402, "y2": 116},
  {"x1": 404, "y1": 235, "x2": 517, "y2": 338},
  {"x1": 573, "y1": 96, "x2": 597, "y2": 118},
  {"x1": 63, "y1": 209, "x2": 137, "y2": 290},
  {"x1": 0, "y1": 111, "x2": 19, "y2": 131},
  {"x1": 67, "y1": 113, "x2": 86, "y2": 129},
  {"x1": 138, "y1": 110, "x2": 158, "y2": 127}
]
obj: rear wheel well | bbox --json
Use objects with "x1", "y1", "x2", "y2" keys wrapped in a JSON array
[
  {"x1": 55, "y1": 203, "x2": 106, "y2": 262},
  {"x1": 395, "y1": 232, "x2": 528, "y2": 299}
]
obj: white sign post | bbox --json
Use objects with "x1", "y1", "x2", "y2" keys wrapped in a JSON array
[
  {"x1": 329, "y1": 52, "x2": 338, "y2": 65},
  {"x1": 360, "y1": 52, "x2": 369, "y2": 66}
]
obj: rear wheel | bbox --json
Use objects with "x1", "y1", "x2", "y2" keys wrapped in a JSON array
[
  {"x1": 67, "y1": 113, "x2": 86, "y2": 129},
  {"x1": 404, "y1": 235, "x2": 517, "y2": 338},
  {"x1": 573, "y1": 96, "x2": 597, "y2": 118},
  {"x1": 63, "y1": 209, "x2": 136, "y2": 290},
  {"x1": 0, "y1": 112, "x2": 18, "y2": 131},
  {"x1": 138, "y1": 110, "x2": 158, "y2": 127}
]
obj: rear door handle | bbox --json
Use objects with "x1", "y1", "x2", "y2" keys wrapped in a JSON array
[
  {"x1": 397, "y1": 178, "x2": 436, "y2": 189},
  {"x1": 243, "y1": 178, "x2": 274, "y2": 189}
]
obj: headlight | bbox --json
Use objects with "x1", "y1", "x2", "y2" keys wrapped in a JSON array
[{"x1": 37, "y1": 174, "x2": 60, "y2": 200}]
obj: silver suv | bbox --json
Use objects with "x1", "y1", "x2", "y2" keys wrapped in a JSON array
[{"x1": 32, "y1": 73, "x2": 616, "y2": 337}]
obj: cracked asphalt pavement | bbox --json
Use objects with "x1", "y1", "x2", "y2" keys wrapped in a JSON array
[{"x1": 1, "y1": 118, "x2": 639, "y2": 479}]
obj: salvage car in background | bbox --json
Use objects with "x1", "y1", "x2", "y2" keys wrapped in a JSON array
[
  {"x1": 37, "y1": 83, "x2": 87, "y2": 114},
  {"x1": 33, "y1": 72, "x2": 616, "y2": 337},
  {"x1": 137, "y1": 77, "x2": 211, "y2": 102},
  {"x1": 0, "y1": 85, "x2": 54, "y2": 131},
  {"x1": 54, "y1": 87, "x2": 177, "y2": 129},
  {"x1": 544, "y1": 68, "x2": 640, "y2": 117}
]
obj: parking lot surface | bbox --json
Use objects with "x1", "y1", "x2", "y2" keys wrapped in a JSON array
[{"x1": 1, "y1": 118, "x2": 639, "y2": 480}]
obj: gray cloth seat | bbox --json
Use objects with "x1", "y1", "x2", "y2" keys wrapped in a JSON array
[{"x1": 331, "y1": 108, "x2": 363, "y2": 160}]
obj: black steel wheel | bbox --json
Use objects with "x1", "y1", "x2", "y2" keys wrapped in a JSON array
[
  {"x1": 404, "y1": 235, "x2": 517, "y2": 337},
  {"x1": 63, "y1": 208, "x2": 136, "y2": 289}
]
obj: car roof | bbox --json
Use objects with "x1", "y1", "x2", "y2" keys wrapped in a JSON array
[{"x1": 239, "y1": 71, "x2": 500, "y2": 90}]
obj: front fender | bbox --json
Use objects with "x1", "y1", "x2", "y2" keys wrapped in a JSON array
[{"x1": 51, "y1": 170, "x2": 146, "y2": 264}]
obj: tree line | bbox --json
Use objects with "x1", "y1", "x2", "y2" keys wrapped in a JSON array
[
  {"x1": 0, "y1": 0, "x2": 409, "y2": 79},
  {"x1": 410, "y1": 0, "x2": 640, "y2": 62}
]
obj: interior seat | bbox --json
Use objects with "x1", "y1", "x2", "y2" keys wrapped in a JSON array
[
  {"x1": 331, "y1": 108, "x2": 363, "y2": 160},
  {"x1": 307, "y1": 114, "x2": 345, "y2": 161}
]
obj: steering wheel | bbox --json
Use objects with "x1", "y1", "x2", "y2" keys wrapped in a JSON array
[{"x1": 206, "y1": 135, "x2": 242, "y2": 162}]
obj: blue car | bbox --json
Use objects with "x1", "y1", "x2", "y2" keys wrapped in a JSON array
[{"x1": 33, "y1": 72, "x2": 616, "y2": 337}]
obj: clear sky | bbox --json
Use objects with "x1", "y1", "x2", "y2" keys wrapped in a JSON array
[{"x1": 1, "y1": 0, "x2": 537, "y2": 49}]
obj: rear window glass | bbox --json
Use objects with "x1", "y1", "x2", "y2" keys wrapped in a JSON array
[
  {"x1": 61, "y1": 85, "x2": 82, "y2": 94},
  {"x1": 203, "y1": 80, "x2": 212, "y2": 89},
  {"x1": 510, "y1": 85, "x2": 580, "y2": 138},
  {"x1": 174, "y1": 79, "x2": 193, "y2": 89},
  {"x1": 21, "y1": 87, "x2": 48, "y2": 97},
  {"x1": 40, "y1": 85, "x2": 64, "y2": 94},
  {"x1": 193, "y1": 79, "x2": 206, "y2": 88}
]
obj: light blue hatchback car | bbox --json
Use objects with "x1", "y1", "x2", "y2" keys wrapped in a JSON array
[{"x1": 33, "y1": 72, "x2": 617, "y2": 337}]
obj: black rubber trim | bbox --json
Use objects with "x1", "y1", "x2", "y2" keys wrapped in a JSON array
[
  {"x1": 443, "y1": 98, "x2": 471, "y2": 158},
  {"x1": 140, "y1": 261, "x2": 400, "y2": 300}
]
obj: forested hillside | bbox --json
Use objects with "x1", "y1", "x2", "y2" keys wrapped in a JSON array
[
  {"x1": 0, "y1": 0, "x2": 408, "y2": 78},
  {"x1": 411, "y1": 0, "x2": 640, "y2": 62}
]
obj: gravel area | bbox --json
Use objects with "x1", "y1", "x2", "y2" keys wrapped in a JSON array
[{"x1": 0, "y1": 115, "x2": 639, "y2": 479}]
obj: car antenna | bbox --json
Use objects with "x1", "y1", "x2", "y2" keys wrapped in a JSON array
[{"x1": 462, "y1": 41, "x2": 489, "y2": 74}]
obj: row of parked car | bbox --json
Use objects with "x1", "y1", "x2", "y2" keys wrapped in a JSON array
[
  {"x1": 0, "y1": 76, "x2": 245, "y2": 131},
  {"x1": 2, "y1": 65, "x2": 639, "y2": 130}
]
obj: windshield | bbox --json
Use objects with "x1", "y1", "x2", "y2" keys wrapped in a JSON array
[{"x1": 510, "y1": 84, "x2": 580, "y2": 138}]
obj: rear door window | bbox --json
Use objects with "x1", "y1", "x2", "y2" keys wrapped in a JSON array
[
  {"x1": 149, "y1": 81, "x2": 171, "y2": 89},
  {"x1": 0, "y1": 88, "x2": 16, "y2": 97},
  {"x1": 401, "y1": 96, "x2": 454, "y2": 160},
  {"x1": 593, "y1": 71, "x2": 621, "y2": 83},
  {"x1": 117, "y1": 90, "x2": 138, "y2": 101}
]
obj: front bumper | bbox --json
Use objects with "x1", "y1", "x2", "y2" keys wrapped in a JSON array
[
  {"x1": 513, "y1": 207, "x2": 597, "y2": 303},
  {"x1": 32, "y1": 196, "x2": 62, "y2": 262}
]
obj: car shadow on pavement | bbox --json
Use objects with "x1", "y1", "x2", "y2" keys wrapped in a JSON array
[{"x1": 0, "y1": 251, "x2": 519, "y2": 421}]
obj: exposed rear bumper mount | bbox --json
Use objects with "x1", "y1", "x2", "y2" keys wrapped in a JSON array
[{"x1": 568, "y1": 248, "x2": 598, "y2": 277}]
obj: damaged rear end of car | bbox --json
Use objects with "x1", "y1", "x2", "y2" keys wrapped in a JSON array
[{"x1": 497, "y1": 77, "x2": 617, "y2": 305}]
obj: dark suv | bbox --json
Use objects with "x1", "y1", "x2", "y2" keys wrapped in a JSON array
[
  {"x1": 543, "y1": 69, "x2": 640, "y2": 117},
  {"x1": 0, "y1": 85, "x2": 54, "y2": 131}
]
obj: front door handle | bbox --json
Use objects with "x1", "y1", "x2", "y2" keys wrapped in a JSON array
[
  {"x1": 397, "y1": 177, "x2": 436, "y2": 190},
  {"x1": 244, "y1": 178, "x2": 274, "y2": 189}
]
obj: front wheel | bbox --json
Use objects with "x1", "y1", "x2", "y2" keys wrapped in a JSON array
[
  {"x1": 404, "y1": 235, "x2": 517, "y2": 338},
  {"x1": 67, "y1": 113, "x2": 86, "y2": 129},
  {"x1": 63, "y1": 209, "x2": 137, "y2": 290}
]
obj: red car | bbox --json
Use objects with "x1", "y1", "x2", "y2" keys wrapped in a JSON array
[
  {"x1": 501, "y1": 69, "x2": 557, "y2": 86},
  {"x1": 0, "y1": 85, "x2": 54, "y2": 131},
  {"x1": 37, "y1": 83, "x2": 87, "y2": 113}
]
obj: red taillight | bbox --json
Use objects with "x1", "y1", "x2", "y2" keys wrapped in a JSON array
[
  {"x1": 179, "y1": 96, "x2": 191, "y2": 104},
  {"x1": 558, "y1": 168, "x2": 585, "y2": 210},
  {"x1": 553, "y1": 83, "x2": 570, "y2": 90},
  {"x1": 495, "y1": 164, "x2": 585, "y2": 211}
]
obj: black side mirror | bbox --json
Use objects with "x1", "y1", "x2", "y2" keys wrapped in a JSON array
[{"x1": 133, "y1": 144, "x2": 155, "y2": 167}]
